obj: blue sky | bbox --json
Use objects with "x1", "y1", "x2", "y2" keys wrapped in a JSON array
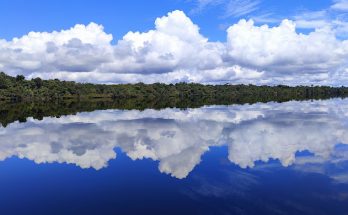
[
  {"x1": 0, "y1": 0, "x2": 338, "y2": 40},
  {"x1": 0, "y1": 0, "x2": 348, "y2": 85}
]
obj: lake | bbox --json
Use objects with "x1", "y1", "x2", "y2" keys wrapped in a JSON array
[{"x1": 1, "y1": 99, "x2": 348, "y2": 215}]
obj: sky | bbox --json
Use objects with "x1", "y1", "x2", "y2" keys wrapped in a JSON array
[{"x1": 0, "y1": 0, "x2": 348, "y2": 85}]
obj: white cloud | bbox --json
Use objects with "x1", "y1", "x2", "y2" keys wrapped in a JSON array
[
  {"x1": 190, "y1": 0, "x2": 261, "y2": 18},
  {"x1": 108, "y1": 10, "x2": 223, "y2": 75},
  {"x1": 190, "y1": 0, "x2": 224, "y2": 14},
  {"x1": 0, "y1": 10, "x2": 348, "y2": 85},
  {"x1": 0, "y1": 22, "x2": 114, "y2": 77},
  {"x1": 226, "y1": 19, "x2": 348, "y2": 83},
  {"x1": 331, "y1": 0, "x2": 348, "y2": 11},
  {"x1": 293, "y1": 10, "x2": 330, "y2": 29},
  {"x1": 248, "y1": 1, "x2": 348, "y2": 40},
  {"x1": 224, "y1": 0, "x2": 261, "y2": 18}
]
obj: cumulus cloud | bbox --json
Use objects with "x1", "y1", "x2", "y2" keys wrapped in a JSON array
[
  {"x1": 0, "y1": 23, "x2": 113, "y2": 77},
  {"x1": 226, "y1": 19, "x2": 348, "y2": 83},
  {"x1": 0, "y1": 10, "x2": 348, "y2": 84},
  {"x1": 108, "y1": 10, "x2": 223, "y2": 75},
  {"x1": 1, "y1": 99, "x2": 348, "y2": 179}
]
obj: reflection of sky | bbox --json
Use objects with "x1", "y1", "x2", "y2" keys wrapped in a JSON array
[{"x1": 1, "y1": 99, "x2": 348, "y2": 180}]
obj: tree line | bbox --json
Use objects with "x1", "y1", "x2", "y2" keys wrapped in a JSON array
[{"x1": 1, "y1": 72, "x2": 348, "y2": 103}]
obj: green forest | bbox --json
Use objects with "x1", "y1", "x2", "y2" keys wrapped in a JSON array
[{"x1": 1, "y1": 71, "x2": 348, "y2": 103}]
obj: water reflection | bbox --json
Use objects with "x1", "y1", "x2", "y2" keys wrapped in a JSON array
[{"x1": 1, "y1": 99, "x2": 348, "y2": 179}]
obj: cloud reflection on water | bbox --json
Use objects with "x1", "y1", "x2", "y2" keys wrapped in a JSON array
[{"x1": 1, "y1": 99, "x2": 348, "y2": 179}]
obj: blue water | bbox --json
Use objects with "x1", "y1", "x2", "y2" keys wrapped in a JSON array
[{"x1": 1, "y1": 99, "x2": 348, "y2": 215}]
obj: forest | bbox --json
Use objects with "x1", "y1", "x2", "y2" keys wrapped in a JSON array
[{"x1": 1, "y1": 72, "x2": 348, "y2": 103}]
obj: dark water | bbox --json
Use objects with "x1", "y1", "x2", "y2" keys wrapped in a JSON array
[{"x1": 1, "y1": 99, "x2": 348, "y2": 215}]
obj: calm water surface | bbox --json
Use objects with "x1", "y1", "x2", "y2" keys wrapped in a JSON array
[{"x1": 1, "y1": 99, "x2": 348, "y2": 215}]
